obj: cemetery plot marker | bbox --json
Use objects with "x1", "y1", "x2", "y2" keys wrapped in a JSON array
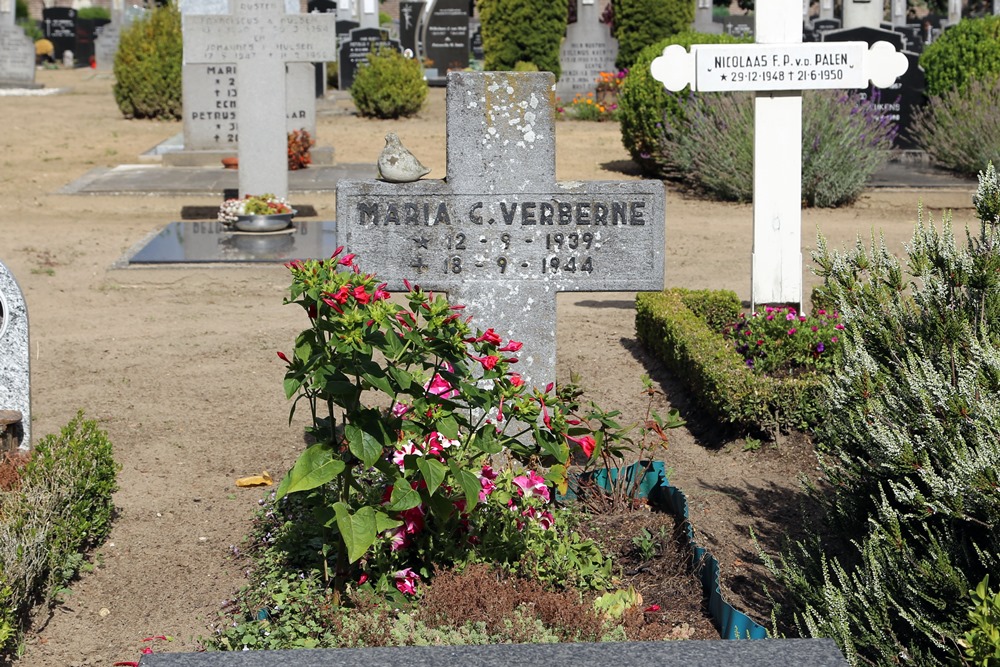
[
  {"x1": 338, "y1": 72, "x2": 665, "y2": 388},
  {"x1": 183, "y1": 0, "x2": 337, "y2": 198},
  {"x1": 652, "y1": 0, "x2": 906, "y2": 309},
  {"x1": 0, "y1": 260, "x2": 29, "y2": 448},
  {"x1": 1, "y1": 0, "x2": 38, "y2": 88}
]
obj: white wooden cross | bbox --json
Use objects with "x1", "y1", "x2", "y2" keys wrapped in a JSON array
[
  {"x1": 183, "y1": 0, "x2": 338, "y2": 198},
  {"x1": 651, "y1": 0, "x2": 907, "y2": 310}
]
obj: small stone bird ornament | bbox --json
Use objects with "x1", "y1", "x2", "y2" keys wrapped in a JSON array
[{"x1": 377, "y1": 132, "x2": 431, "y2": 183}]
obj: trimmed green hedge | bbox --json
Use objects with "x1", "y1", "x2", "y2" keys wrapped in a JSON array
[
  {"x1": 0, "y1": 413, "x2": 119, "y2": 655},
  {"x1": 635, "y1": 289, "x2": 827, "y2": 432}
]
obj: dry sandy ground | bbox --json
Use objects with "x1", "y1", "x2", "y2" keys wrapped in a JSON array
[{"x1": 0, "y1": 68, "x2": 978, "y2": 665}]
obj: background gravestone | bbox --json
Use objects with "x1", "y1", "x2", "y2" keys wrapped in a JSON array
[
  {"x1": 307, "y1": 0, "x2": 337, "y2": 98},
  {"x1": 822, "y1": 26, "x2": 923, "y2": 149},
  {"x1": 0, "y1": 8, "x2": 37, "y2": 88},
  {"x1": 42, "y1": 7, "x2": 77, "y2": 61},
  {"x1": 0, "y1": 260, "x2": 30, "y2": 448},
  {"x1": 74, "y1": 16, "x2": 110, "y2": 67},
  {"x1": 337, "y1": 26, "x2": 399, "y2": 91},
  {"x1": 721, "y1": 15, "x2": 754, "y2": 39},
  {"x1": 358, "y1": 0, "x2": 378, "y2": 28},
  {"x1": 422, "y1": 0, "x2": 469, "y2": 84},
  {"x1": 398, "y1": 1, "x2": 425, "y2": 54},
  {"x1": 556, "y1": 0, "x2": 618, "y2": 101}
]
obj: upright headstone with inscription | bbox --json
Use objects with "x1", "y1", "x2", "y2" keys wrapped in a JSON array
[
  {"x1": 652, "y1": 0, "x2": 907, "y2": 309},
  {"x1": 722, "y1": 15, "x2": 754, "y2": 39},
  {"x1": 422, "y1": 0, "x2": 468, "y2": 84},
  {"x1": 337, "y1": 72, "x2": 665, "y2": 388},
  {"x1": 43, "y1": 7, "x2": 77, "y2": 60},
  {"x1": 307, "y1": 0, "x2": 337, "y2": 97},
  {"x1": 0, "y1": 260, "x2": 30, "y2": 448},
  {"x1": 0, "y1": 1, "x2": 36, "y2": 88},
  {"x1": 398, "y1": 1, "x2": 425, "y2": 54},
  {"x1": 337, "y1": 26, "x2": 400, "y2": 90},
  {"x1": 556, "y1": 0, "x2": 618, "y2": 100},
  {"x1": 183, "y1": 0, "x2": 338, "y2": 197},
  {"x1": 359, "y1": 0, "x2": 378, "y2": 28}
]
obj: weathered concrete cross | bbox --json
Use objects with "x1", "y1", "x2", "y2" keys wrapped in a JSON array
[
  {"x1": 337, "y1": 72, "x2": 665, "y2": 389},
  {"x1": 182, "y1": 0, "x2": 338, "y2": 198},
  {"x1": 651, "y1": 0, "x2": 906, "y2": 310}
]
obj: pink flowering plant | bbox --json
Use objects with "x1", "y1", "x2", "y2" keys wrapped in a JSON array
[
  {"x1": 274, "y1": 248, "x2": 619, "y2": 603},
  {"x1": 723, "y1": 305, "x2": 844, "y2": 375}
]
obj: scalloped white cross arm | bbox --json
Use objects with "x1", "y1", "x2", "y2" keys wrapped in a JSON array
[{"x1": 650, "y1": 40, "x2": 908, "y2": 92}]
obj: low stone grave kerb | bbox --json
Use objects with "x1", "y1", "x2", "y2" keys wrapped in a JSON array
[{"x1": 337, "y1": 72, "x2": 665, "y2": 389}]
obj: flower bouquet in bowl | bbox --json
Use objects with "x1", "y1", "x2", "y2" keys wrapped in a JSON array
[{"x1": 218, "y1": 194, "x2": 296, "y2": 232}]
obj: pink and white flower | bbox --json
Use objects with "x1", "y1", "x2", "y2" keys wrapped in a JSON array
[
  {"x1": 394, "y1": 568, "x2": 420, "y2": 595},
  {"x1": 513, "y1": 470, "x2": 550, "y2": 502}
]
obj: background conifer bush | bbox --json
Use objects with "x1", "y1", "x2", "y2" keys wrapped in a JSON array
[
  {"x1": 477, "y1": 0, "x2": 566, "y2": 78},
  {"x1": 919, "y1": 15, "x2": 1000, "y2": 96},
  {"x1": 113, "y1": 2, "x2": 182, "y2": 120},
  {"x1": 611, "y1": 0, "x2": 694, "y2": 71},
  {"x1": 350, "y1": 48, "x2": 428, "y2": 119}
]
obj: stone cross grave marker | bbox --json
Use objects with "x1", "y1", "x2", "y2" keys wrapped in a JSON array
[
  {"x1": 652, "y1": 0, "x2": 906, "y2": 310},
  {"x1": 337, "y1": 72, "x2": 665, "y2": 389},
  {"x1": 0, "y1": 260, "x2": 29, "y2": 448},
  {"x1": 0, "y1": 0, "x2": 36, "y2": 88},
  {"x1": 183, "y1": 0, "x2": 338, "y2": 198},
  {"x1": 557, "y1": 0, "x2": 619, "y2": 100}
]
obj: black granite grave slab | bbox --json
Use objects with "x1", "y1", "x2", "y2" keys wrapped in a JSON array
[
  {"x1": 117, "y1": 221, "x2": 338, "y2": 266},
  {"x1": 140, "y1": 639, "x2": 850, "y2": 667}
]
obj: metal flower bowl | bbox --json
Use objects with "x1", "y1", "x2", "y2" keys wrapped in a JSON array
[{"x1": 233, "y1": 211, "x2": 296, "y2": 232}]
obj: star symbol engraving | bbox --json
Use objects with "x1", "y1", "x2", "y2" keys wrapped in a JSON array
[{"x1": 412, "y1": 235, "x2": 430, "y2": 249}]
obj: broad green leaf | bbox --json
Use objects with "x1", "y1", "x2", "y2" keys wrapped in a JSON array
[
  {"x1": 547, "y1": 464, "x2": 569, "y2": 496},
  {"x1": 416, "y1": 457, "x2": 447, "y2": 496},
  {"x1": 345, "y1": 423, "x2": 384, "y2": 468},
  {"x1": 332, "y1": 503, "x2": 378, "y2": 563},
  {"x1": 437, "y1": 414, "x2": 459, "y2": 440},
  {"x1": 388, "y1": 366, "x2": 413, "y2": 391},
  {"x1": 386, "y1": 483, "x2": 421, "y2": 511},
  {"x1": 449, "y1": 461, "x2": 481, "y2": 510},
  {"x1": 283, "y1": 377, "x2": 302, "y2": 400},
  {"x1": 375, "y1": 510, "x2": 402, "y2": 533},
  {"x1": 471, "y1": 429, "x2": 503, "y2": 455},
  {"x1": 360, "y1": 363, "x2": 394, "y2": 395},
  {"x1": 275, "y1": 444, "x2": 345, "y2": 499}
]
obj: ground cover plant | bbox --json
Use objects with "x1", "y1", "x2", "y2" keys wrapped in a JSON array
[
  {"x1": 765, "y1": 164, "x2": 1000, "y2": 666},
  {"x1": 0, "y1": 413, "x2": 118, "y2": 657},
  {"x1": 207, "y1": 249, "x2": 717, "y2": 649},
  {"x1": 912, "y1": 75, "x2": 1000, "y2": 177}
]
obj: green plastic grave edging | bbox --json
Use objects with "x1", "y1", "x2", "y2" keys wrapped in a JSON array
[{"x1": 562, "y1": 461, "x2": 768, "y2": 640}]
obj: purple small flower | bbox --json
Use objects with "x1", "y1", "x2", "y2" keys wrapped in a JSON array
[{"x1": 816, "y1": 343, "x2": 825, "y2": 353}]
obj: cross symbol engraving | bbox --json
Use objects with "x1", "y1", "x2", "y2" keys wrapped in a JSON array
[
  {"x1": 182, "y1": 0, "x2": 337, "y2": 198},
  {"x1": 650, "y1": 0, "x2": 906, "y2": 309},
  {"x1": 337, "y1": 72, "x2": 665, "y2": 388}
]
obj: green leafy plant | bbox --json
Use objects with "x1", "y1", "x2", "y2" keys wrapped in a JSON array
[
  {"x1": 912, "y1": 75, "x2": 1000, "y2": 177},
  {"x1": 617, "y1": 31, "x2": 749, "y2": 173},
  {"x1": 723, "y1": 305, "x2": 844, "y2": 375},
  {"x1": 76, "y1": 6, "x2": 111, "y2": 19},
  {"x1": 959, "y1": 576, "x2": 1000, "y2": 667},
  {"x1": 630, "y1": 527, "x2": 666, "y2": 561},
  {"x1": 557, "y1": 91, "x2": 619, "y2": 122},
  {"x1": 112, "y1": 1, "x2": 182, "y2": 120},
  {"x1": 0, "y1": 412, "x2": 119, "y2": 656},
  {"x1": 478, "y1": 0, "x2": 566, "y2": 77},
  {"x1": 919, "y1": 15, "x2": 1000, "y2": 96},
  {"x1": 350, "y1": 47, "x2": 427, "y2": 119}
]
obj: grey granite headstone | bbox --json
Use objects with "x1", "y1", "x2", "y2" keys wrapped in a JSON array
[
  {"x1": 337, "y1": 0, "x2": 354, "y2": 21},
  {"x1": 0, "y1": 21, "x2": 36, "y2": 87},
  {"x1": 358, "y1": 0, "x2": 378, "y2": 28},
  {"x1": 183, "y1": 0, "x2": 338, "y2": 198},
  {"x1": 557, "y1": 0, "x2": 619, "y2": 100},
  {"x1": 337, "y1": 72, "x2": 665, "y2": 389},
  {"x1": 139, "y1": 639, "x2": 851, "y2": 667},
  {"x1": 722, "y1": 14, "x2": 754, "y2": 39},
  {"x1": 693, "y1": 0, "x2": 722, "y2": 33},
  {"x1": 0, "y1": 260, "x2": 29, "y2": 448}
]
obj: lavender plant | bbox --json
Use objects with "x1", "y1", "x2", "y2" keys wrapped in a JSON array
[
  {"x1": 912, "y1": 75, "x2": 1000, "y2": 177},
  {"x1": 657, "y1": 90, "x2": 895, "y2": 207}
]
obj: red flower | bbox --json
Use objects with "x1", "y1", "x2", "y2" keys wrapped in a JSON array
[
  {"x1": 498, "y1": 340, "x2": 523, "y2": 352},
  {"x1": 509, "y1": 373, "x2": 524, "y2": 387},
  {"x1": 567, "y1": 433, "x2": 596, "y2": 457},
  {"x1": 481, "y1": 355, "x2": 499, "y2": 370},
  {"x1": 353, "y1": 285, "x2": 371, "y2": 304},
  {"x1": 338, "y1": 253, "x2": 356, "y2": 266},
  {"x1": 276, "y1": 351, "x2": 290, "y2": 363}
]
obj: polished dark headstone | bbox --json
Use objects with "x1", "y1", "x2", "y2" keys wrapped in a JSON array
[{"x1": 122, "y1": 221, "x2": 338, "y2": 265}]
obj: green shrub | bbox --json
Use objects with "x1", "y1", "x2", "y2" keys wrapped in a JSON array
[
  {"x1": 635, "y1": 288, "x2": 828, "y2": 432},
  {"x1": 76, "y1": 6, "x2": 111, "y2": 20},
  {"x1": 920, "y1": 15, "x2": 1000, "y2": 96},
  {"x1": 611, "y1": 0, "x2": 694, "y2": 71},
  {"x1": 912, "y1": 75, "x2": 1000, "y2": 177},
  {"x1": 17, "y1": 19, "x2": 41, "y2": 41},
  {"x1": 959, "y1": 576, "x2": 1000, "y2": 667},
  {"x1": 768, "y1": 173, "x2": 1000, "y2": 665},
  {"x1": 617, "y1": 31, "x2": 748, "y2": 173},
  {"x1": 478, "y1": 0, "x2": 566, "y2": 78},
  {"x1": 0, "y1": 412, "x2": 119, "y2": 656},
  {"x1": 112, "y1": 1, "x2": 182, "y2": 120},
  {"x1": 350, "y1": 47, "x2": 427, "y2": 119}
]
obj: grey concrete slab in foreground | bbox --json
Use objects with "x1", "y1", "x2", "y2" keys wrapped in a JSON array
[
  {"x1": 140, "y1": 639, "x2": 850, "y2": 667},
  {"x1": 58, "y1": 163, "x2": 376, "y2": 196}
]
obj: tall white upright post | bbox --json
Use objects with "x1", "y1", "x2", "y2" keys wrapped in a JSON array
[
  {"x1": 753, "y1": 0, "x2": 803, "y2": 308},
  {"x1": 843, "y1": 0, "x2": 884, "y2": 28}
]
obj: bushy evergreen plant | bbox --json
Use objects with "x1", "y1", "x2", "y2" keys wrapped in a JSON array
[
  {"x1": 350, "y1": 47, "x2": 427, "y2": 119},
  {"x1": 611, "y1": 0, "x2": 694, "y2": 71},
  {"x1": 766, "y1": 164, "x2": 1000, "y2": 665},
  {"x1": 920, "y1": 15, "x2": 1000, "y2": 96},
  {"x1": 912, "y1": 74, "x2": 1000, "y2": 177},
  {"x1": 113, "y1": 2, "x2": 182, "y2": 120},
  {"x1": 477, "y1": 0, "x2": 566, "y2": 78}
]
